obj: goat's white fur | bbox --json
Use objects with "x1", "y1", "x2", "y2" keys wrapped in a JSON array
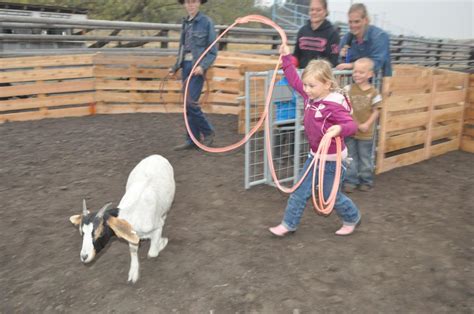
[
  {"x1": 118, "y1": 154, "x2": 175, "y2": 283},
  {"x1": 72, "y1": 154, "x2": 175, "y2": 284}
]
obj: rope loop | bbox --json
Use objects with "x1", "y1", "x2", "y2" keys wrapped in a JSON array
[{"x1": 182, "y1": 15, "x2": 342, "y2": 215}]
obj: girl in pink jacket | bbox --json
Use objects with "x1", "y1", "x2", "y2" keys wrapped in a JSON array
[{"x1": 269, "y1": 44, "x2": 361, "y2": 237}]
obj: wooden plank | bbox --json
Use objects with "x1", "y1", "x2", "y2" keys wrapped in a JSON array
[
  {"x1": 0, "y1": 67, "x2": 94, "y2": 84},
  {"x1": 430, "y1": 138, "x2": 460, "y2": 157},
  {"x1": 392, "y1": 66, "x2": 429, "y2": 77},
  {"x1": 215, "y1": 57, "x2": 277, "y2": 69},
  {"x1": 0, "y1": 54, "x2": 95, "y2": 69},
  {"x1": 433, "y1": 106, "x2": 464, "y2": 123},
  {"x1": 206, "y1": 93, "x2": 239, "y2": 105},
  {"x1": 434, "y1": 72, "x2": 468, "y2": 91},
  {"x1": 0, "y1": 106, "x2": 90, "y2": 123},
  {"x1": 96, "y1": 103, "x2": 240, "y2": 116},
  {"x1": 94, "y1": 66, "x2": 169, "y2": 79},
  {"x1": 385, "y1": 129, "x2": 426, "y2": 152},
  {"x1": 218, "y1": 51, "x2": 278, "y2": 60},
  {"x1": 208, "y1": 80, "x2": 240, "y2": 94},
  {"x1": 376, "y1": 148, "x2": 426, "y2": 174},
  {"x1": 385, "y1": 111, "x2": 429, "y2": 132},
  {"x1": 469, "y1": 91, "x2": 474, "y2": 103},
  {"x1": 384, "y1": 75, "x2": 431, "y2": 94},
  {"x1": 433, "y1": 89, "x2": 467, "y2": 106},
  {"x1": 0, "y1": 92, "x2": 95, "y2": 111},
  {"x1": 239, "y1": 63, "x2": 279, "y2": 75},
  {"x1": 384, "y1": 94, "x2": 431, "y2": 112},
  {"x1": 95, "y1": 79, "x2": 181, "y2": 91},
  {"x1": 0, "y1": 80, "x2": 95, "y2": 98},
  {"x1": 432, "y1": 123, "x2": 462, "y2": 140},
  {"x1": 93, "y1": 54, "x2": 175, "y2": 67},
  {"x1": 96, "y1": 104, "x2": 182, "y2": 114},
  {"x1": 460, "y1": 136, "x2": 474, "y2": 153},
  {"x1": 463, "y1": 127, "x2": 474, "y2": 137},
  {"x1": 97, "y1": 91, "x2": 181, "y2": 103},
  {"x1": 207, "y1": 104, "x2": 241, "y2": 115},
  {"x1": 208, "y1": 67, "x2": 242, "y2": 80}
]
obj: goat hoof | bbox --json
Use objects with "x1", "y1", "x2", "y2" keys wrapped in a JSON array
[
  {"x1": 147, "y1": 237, "x2": 168, "y2": 258},
  {"x1": 128, "y1": 271, "x2": 139, "y2": 283},
  {"x1": 127, "y1": 275, "x2": 139, "y2": 284}
]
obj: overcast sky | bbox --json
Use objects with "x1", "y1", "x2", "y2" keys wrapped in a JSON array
[{"x1": 317, "y1": 0, "x2": 472, "y2": 40}]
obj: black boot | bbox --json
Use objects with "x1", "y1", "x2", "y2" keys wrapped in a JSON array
[
  {"x1": 201, "y1": 131, "x2": 215, "y2": 147},
  {"x1": 173, "y1": 141, "x2": 196, "y2": 151}
]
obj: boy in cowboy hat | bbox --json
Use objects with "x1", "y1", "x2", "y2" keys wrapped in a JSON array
[{"x1": 171, "y1": 0, "x2": 217, "y2": 151}]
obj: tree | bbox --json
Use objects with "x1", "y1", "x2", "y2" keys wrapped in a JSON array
[{"x1": 14, "y1": 0, "x2": 269, "y2": 24}]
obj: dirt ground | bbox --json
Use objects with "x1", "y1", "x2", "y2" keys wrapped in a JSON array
[{"x1": 0, "y1": 113, "x2": 473, "y2": 313}]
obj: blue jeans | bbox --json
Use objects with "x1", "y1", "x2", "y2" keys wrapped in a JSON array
[
  {"x1": 345, "y1": 137, "x2": 375, "y2": 186},
  {"x1": 181, "y1": 61, "x2": 214, "y2": 142},
  {"x1": 282, "y1": 155, "x2": 361, "y2": 231}
]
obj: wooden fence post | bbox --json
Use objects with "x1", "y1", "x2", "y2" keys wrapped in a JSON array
[
  {"x1": 218, "y1": 29, "x2": 227, "y2": 51},
  {"x1": 160, "y1": 30, "x2": 169, "y2": 49},
  {"x1": 425, "y1": 69, "x2": 435, "y2": 159},
  {"x1": 376, "y1": 77, "x2": 390, "y2": 174}
]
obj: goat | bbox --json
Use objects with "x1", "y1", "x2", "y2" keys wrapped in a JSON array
[{"x1": 69, "y1": 154, "x2": 175, "y2": 283}]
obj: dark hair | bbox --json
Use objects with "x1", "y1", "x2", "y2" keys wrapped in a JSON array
[{"x1": 178, "y1": 0, "x2": 208, "y2": 4}]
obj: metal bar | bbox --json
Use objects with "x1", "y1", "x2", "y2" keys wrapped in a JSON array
[{"x1": 244, "y1": 71, "x2": 251, "y2": 190}]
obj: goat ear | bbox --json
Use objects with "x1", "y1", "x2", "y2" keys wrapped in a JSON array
[
  {"x1": 107, "y1": 216, "x2": 139, "y2": 245},
  {"x1": 69, "y1": 215, "x2": 82, "y2": 226}
]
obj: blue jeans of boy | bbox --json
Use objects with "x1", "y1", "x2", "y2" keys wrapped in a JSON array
[
  {"x1": 345, "y1": 137, "x2": 375, "y2": 187},
  {"x1": 282, "y1": 155, "x2": 361, "y2": 231},
  {"x1": 181, "y1": 61, "x2": 214, "y2": 143}
]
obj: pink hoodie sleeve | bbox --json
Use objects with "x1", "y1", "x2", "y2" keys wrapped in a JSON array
[
  {"x1": 281, "y1": 55, "x2": 307, "y2": 101},
  {"x1": 331, "y1": 102, "x2": 358, "y2": 138}
]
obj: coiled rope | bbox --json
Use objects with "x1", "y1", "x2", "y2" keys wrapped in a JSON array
[{"x1": 182, "y1": 15, "x2": 343, "y2": 215}]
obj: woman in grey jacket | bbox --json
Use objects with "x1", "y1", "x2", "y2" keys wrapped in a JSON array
[{"x1": 171, "y1": 0, "x2": 217, "y2": 151}]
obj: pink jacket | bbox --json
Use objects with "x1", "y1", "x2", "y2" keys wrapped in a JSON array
[{"x1": 281, "y1": 54, "x2": 357, "y2": 155}]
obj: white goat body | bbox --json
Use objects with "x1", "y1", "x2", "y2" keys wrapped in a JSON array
[
  {"x1": 70, "y1": 154, "x2": 175, "y2": 283},
  {"x1": 119, "y1": 154, "x2": 175, "y2": 283},
  {"x1": 118, "y1": 154, "x2": 175, "y2": 238}
]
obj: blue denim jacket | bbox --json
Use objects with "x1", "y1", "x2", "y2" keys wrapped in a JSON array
[
  {"x1": 172, "y1": 12, "x2": 218, "y2": 73},
  {"x1": 340, "y1": 25, "x2": 392, "y2": 77}
]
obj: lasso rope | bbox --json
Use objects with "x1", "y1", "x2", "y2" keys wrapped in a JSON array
[{"x1": 182, "y1": 15, "x2": 343, "y2": 215}]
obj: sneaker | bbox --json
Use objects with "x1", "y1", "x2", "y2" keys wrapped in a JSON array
[
  {"x1": 358, "y1": 184, "x2": 373, "y2": 192},
  {"x1": 343, "y1": 184, "x2": 357, "y2": 194},
  {"x1": 335, "y1": 220, "x2": 361, "y2": 236},
  {"x1": 201, "y1": 131, "x2": 215, "y2": 147},
  {"x1": 173, "y1": 141, "x2": 196, "y2": 151},
  {"x1": 269, "y1": 224, "x2": 294, "y2": 237}
]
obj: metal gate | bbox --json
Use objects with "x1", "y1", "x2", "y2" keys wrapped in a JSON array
[{"x1": 244, "y1": 69, "x2": 378, "y2": 189}]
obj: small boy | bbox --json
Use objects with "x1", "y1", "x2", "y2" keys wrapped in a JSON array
[
  {"x1": 170, "y1": 0, "x2": 217, "y2": 151},
  {"x1": 343, "y1": 58, "x2": 382, "y2": 193}
]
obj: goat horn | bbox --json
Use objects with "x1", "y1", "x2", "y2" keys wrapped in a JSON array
[
  {"x1": 97, "y1": 202, "x2": 113, "y2": 218},
  {"x1": 82, "y1": 199, "x2": 88, "y2": 216}
]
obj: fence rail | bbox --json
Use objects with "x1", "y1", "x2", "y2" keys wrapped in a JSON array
[
  {"x1": 1, "y1": 15, "x2": 473, "y2": 71},
  {"x1": 0, "y1": 51, "x2": 279, "y2": 123}
]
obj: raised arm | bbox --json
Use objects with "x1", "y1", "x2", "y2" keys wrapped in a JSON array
[{"x1": 280, "y1": 44, "x2": 306, "y2": 98}]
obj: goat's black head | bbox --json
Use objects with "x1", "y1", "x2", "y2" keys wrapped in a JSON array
[{"x1": 69, "y1": 200, "x2": 139, "y2": 263}]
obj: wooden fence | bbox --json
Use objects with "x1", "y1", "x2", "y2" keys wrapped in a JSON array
[
  {"x1": 0, "y1": 54, "x2": 96, "y2": 122},
  {"x1": 461, "y1": 74, "x2": 474, "y2": 153},
  {"x1": 376, "y1": 65, "x2": 469, "y2": 174},
  {"x1": 1, "y1": 15, "x2": 473, "y2": 71},
  {"x1": 1, "y1": 53, "x2": 472, "y2": 173},
  {"x1": 0, "y1": 52, "x2": 278, "y2": 123}
]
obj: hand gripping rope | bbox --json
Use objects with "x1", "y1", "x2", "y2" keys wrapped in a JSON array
[{"x1": 182, "y1": 15, "x2": 343, "y2": 216}]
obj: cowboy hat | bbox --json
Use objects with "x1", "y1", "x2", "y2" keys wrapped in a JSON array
[{"x1": 178, "y1": 0, "x2": 208, "y2": 4}]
